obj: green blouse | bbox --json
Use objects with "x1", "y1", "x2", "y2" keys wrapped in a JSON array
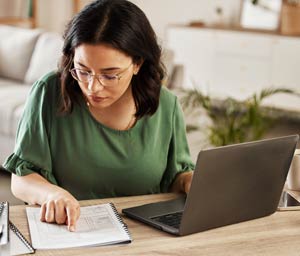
[{"x1": 4, "y1": 71, "x2": 195, "y2": 200}]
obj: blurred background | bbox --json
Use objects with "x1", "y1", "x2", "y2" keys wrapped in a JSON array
[
  {"x1": 0, "y1": 0, "x2": 299, "y2": 203},
  {"x1": 0, "y1": 0, "x2": 299, "y2": 151}
]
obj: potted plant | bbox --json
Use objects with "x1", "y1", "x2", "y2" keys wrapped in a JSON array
[{"x1": 180, "y1": 87, "x2": 300, "y2": 146}]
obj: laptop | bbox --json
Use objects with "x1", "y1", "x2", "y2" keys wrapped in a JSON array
[{"x1": 122, "y1": 135, "x2": 299, "y2": 236}]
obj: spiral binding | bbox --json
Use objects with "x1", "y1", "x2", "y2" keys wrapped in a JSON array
[
  {"x1": 109, "y1": 203, "x2": 132, "y2": 242},
  {"x1": 0, "y1": 202, "x2": 4, "y2": 216},
  {"x1": 9, "y1": 221, "x2": 35, "y2": 253}
]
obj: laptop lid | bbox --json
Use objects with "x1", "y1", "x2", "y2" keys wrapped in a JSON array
[{"x1": 123, "y1": 135, "x2": 299, "y2": 236}]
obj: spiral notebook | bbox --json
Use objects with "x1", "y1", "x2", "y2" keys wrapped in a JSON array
[
  {"x1": 0, "y1": 202, "x2": 34, "y2": 256},
  {"x1": 26, "y1": 203, "x2": 132, "y2": 249},
  {"x1": 0, "y1": 201, "x2": 9, "y2": 246}
]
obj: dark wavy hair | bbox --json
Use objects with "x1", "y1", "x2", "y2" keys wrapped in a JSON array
[{"x1": 58, "y1": 0, "x2": 165, "y2": 118}]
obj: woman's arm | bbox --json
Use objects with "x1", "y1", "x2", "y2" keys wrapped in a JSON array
[
  {"x1": 170, "y1": 171, "x2": 194, "y2": 194},
  {"x1": 11, "y1": 173, "x2": 80, "y2": 231}
]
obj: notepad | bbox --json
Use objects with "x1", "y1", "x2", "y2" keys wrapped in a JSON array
[
  {"x1": 0, "y1": 202, "x2": 34, "y2": 256},
  {"x1": 26, "y1": 203, "x2": 132, "y2": 249},
  {"x1": 9, "y1": 222, "x2": 35, "y2": 255},
  {"x1": 0, "y1": 201, "x2": 9, "y2": 246}
]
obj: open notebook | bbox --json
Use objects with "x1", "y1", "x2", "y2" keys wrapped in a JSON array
[
  {"x1": 26, "y1": 203, "x2": 131, "y2": 249},
  {"x1": 0, "y1": 202, "x2": 34, "y2": 256}
]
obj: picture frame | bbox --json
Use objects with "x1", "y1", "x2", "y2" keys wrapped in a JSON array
[{"x1": 240, "y1": 0, "x2": 282, "y2": 31}]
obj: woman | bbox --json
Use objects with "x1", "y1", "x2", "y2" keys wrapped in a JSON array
[{"x1": 3, "y1": 0, "x2": 194, "y2": 231}]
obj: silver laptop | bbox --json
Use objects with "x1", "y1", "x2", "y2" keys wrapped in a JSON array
[{"x1": 122, "y1": 135, "x2": 299, "y2": 236}]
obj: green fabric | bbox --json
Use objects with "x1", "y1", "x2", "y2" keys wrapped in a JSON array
[{"x1": 4, "y1": 71, "x2": 195, "y2": 200}]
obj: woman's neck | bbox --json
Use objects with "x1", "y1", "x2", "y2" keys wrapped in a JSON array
[{"x1": 88, "y1": 89, "x2": 136, "y2": 130}]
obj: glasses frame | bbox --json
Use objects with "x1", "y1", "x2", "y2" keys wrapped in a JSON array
[{"x1": 69, "y1": 63, "x2": 133, "y2": 87}]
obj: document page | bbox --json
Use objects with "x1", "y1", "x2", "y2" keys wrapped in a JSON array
[
  {"x1": 26, "y1": 203, "x2": 131, "y2": 249},
  {"x1": 8, "y1": 223, "x2": 35, "y2": 256}
]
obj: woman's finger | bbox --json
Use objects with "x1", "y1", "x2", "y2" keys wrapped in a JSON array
[
  {"x1": 55, "y1": 200, "x2": 67, "y2": 224},
  {"x1": 66, "y1": 203, "x2": 80, "y2": 232},
  {"x1": 45, "y1": 201, "x2": 55, "y2": 223},
  {"x1": 40, "y1": 203, "x2": 47, "y2": 222}
]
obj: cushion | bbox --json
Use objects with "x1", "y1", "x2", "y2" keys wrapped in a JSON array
[
  {"x1": 24, "y1": 32, "x2": 63, "y2": 84},
  {"x1": 0, "y1": 25, "x2": 41, "y2": 81},
  {"x1": 0, "y1": 78, "x2": 31, "y2": 137}
]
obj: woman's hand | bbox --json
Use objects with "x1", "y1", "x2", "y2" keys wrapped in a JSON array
[
  {"x1": 181, "y1": 171, "x2": 194, "y2": 194},
  {"x1": 11, "y1": 173, "x2": 80, "y2": 231},
  {"x1": 171, "y1": 171, "x2": 194, "y2": 194},
  {"x1": 40, "y1": 190, "x2": 80, "y2": 231}
]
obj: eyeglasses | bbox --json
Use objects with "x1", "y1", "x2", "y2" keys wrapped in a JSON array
[{"x1": 69, "y1": 63, "x2": 132, "y2": 87}]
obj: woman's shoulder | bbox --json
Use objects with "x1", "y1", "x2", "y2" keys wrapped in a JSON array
[
  {"x1": 40, "y1": 70, "x2": 60, "y2": 81},
  {"x1": 159, "y1": 86, "x2": 178, "y2": 110},
  {"x1": 160, "y1": 86, "x2": 177, "y2": 102},
  {"x1": 26, "y1": 71, "x2": 61, "y2": 109},
  {"x1": 30, "y1": 71, "x2": 60, "y2": 96},
  {"x1": 33, "y1": 70, "x2": 60, "y2": 88}
]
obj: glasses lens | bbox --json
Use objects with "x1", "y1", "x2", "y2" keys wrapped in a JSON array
[
  {"x1": 98, "y1": 74, "x2": 118, "y2": 87},
  {"x1": 70, "y1": 69, "x2": 121, "y2": 87},
  {"x1": 71, "y1": 69, "x2": 90, "y2": 82}
]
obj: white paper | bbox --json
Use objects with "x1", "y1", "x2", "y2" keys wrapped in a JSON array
[
  {"x1": 26, "y1": 203, "x2": 131, "y2": 249},
  {"x1": 0, "y1": 202, "x2": 9, "y2": 246},
  {"x1": 0, "y1": 225, "x2": 33, "y2": 256}
]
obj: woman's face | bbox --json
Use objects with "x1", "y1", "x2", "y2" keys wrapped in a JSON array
[{"x1": 73, "y1": 43, "x2": 139, "y2": 109}]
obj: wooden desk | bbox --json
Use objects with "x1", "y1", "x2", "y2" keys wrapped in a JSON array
[{"x1": 9, "y1": 193, "x2": 300, "y2": 256}]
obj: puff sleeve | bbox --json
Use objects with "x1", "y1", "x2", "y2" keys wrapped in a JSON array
[{"x1": 3, "y1": 79, "x2": 58, "y2": 185}]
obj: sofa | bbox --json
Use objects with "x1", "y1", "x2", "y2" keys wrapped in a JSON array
[
  {"x1": 0, "y1": 25, "x2": 64, "y2": 165},
  {"x1": 0, "y1": 25, "x2": 183, "y2": 204}
]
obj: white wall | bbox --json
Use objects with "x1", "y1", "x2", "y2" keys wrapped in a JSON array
[
  {"x1": 131, "y1": 0, "x2": 241, "y2": 44},
  {"x1": 36, "y1": 0, "x2": 242, "y2": 42},
  {"x1": 37, "y1": 0, "x2": 74, "y2": 34}
]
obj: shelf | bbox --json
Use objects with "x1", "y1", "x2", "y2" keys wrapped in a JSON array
[
  {"x1": 170, "y1": 24, "x2": 300, "y2": 38},
  {"x1": 0, "y1": 0, "x2": 36, "y2": 28}
]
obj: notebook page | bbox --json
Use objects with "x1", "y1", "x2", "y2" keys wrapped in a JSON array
[
  {"x1": 0, "y1": 202, "x2": 9, "y2": 246},
  {"x1": 0, "y1": 224, "x2": 34, "y2": 256},
  {"x1": 26, "y1": 203, "x2": 131, "y2": 249}
]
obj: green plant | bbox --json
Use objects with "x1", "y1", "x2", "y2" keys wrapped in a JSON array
[{"x1": 181, "y1": 87, "x2": 300, "y2": 146}]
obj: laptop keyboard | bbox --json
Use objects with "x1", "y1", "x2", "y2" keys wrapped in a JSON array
[{"x1": 151, "y1": 211, "x2": 183, "y2": 229}]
